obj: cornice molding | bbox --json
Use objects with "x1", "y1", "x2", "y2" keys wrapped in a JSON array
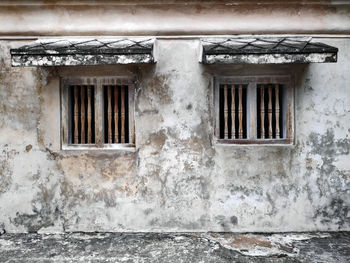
[
  {"x1": 0, "y1": 1, "x2": 349, "y2": 35},
  {"x1": 0, "y1": 0, "x2": 350, "y2": 6}
]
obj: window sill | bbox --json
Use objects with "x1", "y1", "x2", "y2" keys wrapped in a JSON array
[
  {"x1": 215, "y1": 139, "x2": 294, "y2": 146},
  {"x1": 61, "y1": 144, "x2": 136, "y2": 152}
]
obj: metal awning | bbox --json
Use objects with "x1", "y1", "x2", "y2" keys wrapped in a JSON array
[
  {"x1": 11, "y1": 38, "x2": 155, "y2": 66},
  {"x1": 201, "y1": 37, "x2": 338, "y2": 64}
]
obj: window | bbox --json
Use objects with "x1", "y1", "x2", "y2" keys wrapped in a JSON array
[
  {"x1": 61, "y1": 77, "x2": 135, "y2": 149},
  {"x1": 214, "y1": 75, "x2": 294, "y2": 144}
]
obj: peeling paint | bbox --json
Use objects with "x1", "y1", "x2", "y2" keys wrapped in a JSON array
[
  {"x1": 204, "y1": 53, "x2": 337, "y2": 64},
  {"x1": 12, "y1": 54, "x2": 155, "y2": 67}
]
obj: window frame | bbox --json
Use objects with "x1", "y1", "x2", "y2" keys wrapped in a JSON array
[
  {"x1": 214, "y1": 75, "x2": 294, "y2": 145},
  {"x1": 61, "y1": 76, "x2": 135, "y2": 150}
]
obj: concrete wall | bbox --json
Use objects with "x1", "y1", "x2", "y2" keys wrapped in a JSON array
[
  {"x1": 0, "y1": 37, "x2": 349, "y2": 233},
  {"x1": 1, "y1": 1, "x2": 350, "y2": 36}
]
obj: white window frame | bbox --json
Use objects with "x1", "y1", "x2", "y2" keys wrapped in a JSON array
[
  {"x1": 214, "y1": 75, "x2": 294, "y2": 145},
  {"x1": 60, "y1": 76, "x2": 135, "y2": 150}
]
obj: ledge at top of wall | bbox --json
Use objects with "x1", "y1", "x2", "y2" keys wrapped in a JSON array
[
  {"x1": 0, "y1": 0, "x2": 349, "y2": 36},
  {"x1": 1, "y1": 0, "x2": 350, "y2": 6}
]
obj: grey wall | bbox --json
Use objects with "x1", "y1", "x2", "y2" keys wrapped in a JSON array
[{"x1": 0, "y1": 38, "x2": 349, "y2": 233}]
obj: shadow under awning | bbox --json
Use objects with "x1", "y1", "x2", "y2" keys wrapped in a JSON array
[
  {"x1": 11, "y1": 38, "x2": 155, "y2": 66},
  {"x1": 201, "y1": 37, "x2": 338, "y2": 64}
]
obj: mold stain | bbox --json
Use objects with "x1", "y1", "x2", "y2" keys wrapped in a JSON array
[
  {"x1": 10, "y1": 183, "x2": 61, "y2": 233},
  {"x1": 307, "y1": 129, "x2": 350, "y2": 227},
  {"x1": 0, "y1": 148, "x2": 18, "y2": 194}
]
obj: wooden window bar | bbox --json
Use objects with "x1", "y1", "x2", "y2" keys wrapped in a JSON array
[
  {"x1": 104, "y1": 85, "x2": 129, "y2": 144},
  {"x1": 257, "y1": 84, "x2": 283, "y2": 139},
  {"x1": 219, "y1": 84, "x2": 247, "y2": 139},
  {"x1": 70, "y1": 85, "x2": 95, "y2": 144}
]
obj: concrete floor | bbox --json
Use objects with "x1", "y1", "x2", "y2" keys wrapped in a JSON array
[{"x1": 0, "y1": 232, "x2": 349, "y2": 262}]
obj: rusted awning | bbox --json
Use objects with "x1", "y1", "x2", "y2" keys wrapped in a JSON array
[
  {"x1": 201, "y1": 37, "x2": 338, "y2": 64},
  {"x1": 11, "y1": 38, "x2": 155, "y2": 66}
]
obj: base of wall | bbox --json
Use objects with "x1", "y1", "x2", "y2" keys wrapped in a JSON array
[{"x1": 0, "y1": 232, "x2": 349, "y2": 262}]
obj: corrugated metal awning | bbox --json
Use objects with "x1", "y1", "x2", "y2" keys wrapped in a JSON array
[
  {"x1": 11, "y1": 38, "x2": 155, "y2": 66},
  {"x1": 201, "y1": 37, "x2": 338, "y2": 64}
]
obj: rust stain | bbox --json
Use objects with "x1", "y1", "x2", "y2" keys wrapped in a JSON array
[
  {"x1": 230, "y1": 235, "x2": 272, "y2": 249},
  {"x1": 25, "y1": 144, "x2": 32, "y2": 152},
  {"x1": 210, "y1": 233, "x2": 273, "y2": 249}
]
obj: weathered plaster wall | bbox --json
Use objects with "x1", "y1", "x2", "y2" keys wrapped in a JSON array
[{"x1": 0, "y1": 38, "x2": 349, "y2": 233}]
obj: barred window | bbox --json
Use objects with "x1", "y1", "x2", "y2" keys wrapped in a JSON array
[
  {"x1": 215, "y1": 76, "x2": 294, "y2": 144},
  {"x1": 61, "y1": 77, "x2": 135, "y2": 149}
]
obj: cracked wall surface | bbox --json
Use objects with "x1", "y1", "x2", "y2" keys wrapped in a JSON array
[{"x1": 0, "y1": 38, "x2": 349, "y2": 233}]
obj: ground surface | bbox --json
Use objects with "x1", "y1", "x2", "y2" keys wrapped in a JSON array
[{"x1": 0, "y1": 232, "x2": 349, "y2": 262}]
